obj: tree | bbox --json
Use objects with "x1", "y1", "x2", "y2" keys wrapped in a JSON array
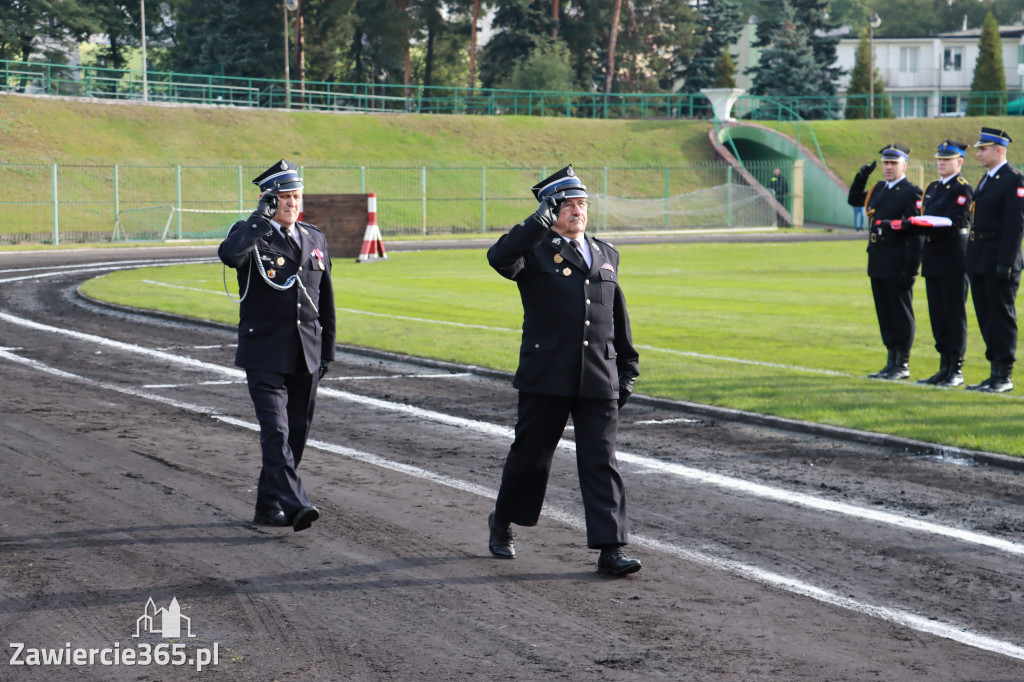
[
  {"x1": 677, "y1": 0, "x2": 743, "y2": 93},
  {"x1": 713, "y1": 49, "x2": 736, "y2": 88},
  {"x1": 748, "y1": 0, "x2": 844, "y2": 119},
  {"x1": 156, "y1": 0, "x2": 285, "y2": 79},
  {"x1": 967, "y1": 12, "x2": 1006, "y2": 116},
  {"x1": 493, "y1": 39, "x2": 576, "y2": 93},
  {"x1": 0, "y1": 0, "x2": 96, "y2": 63},
  {"x1": 843, "y1": 27, "x2": 892, "y2": 119},
  {"x1": 747, "y1": 0, "x2": 829, "y2": 118},
  {"x1": 478, "y1": 0, "x2": 552, "y2": 89}
]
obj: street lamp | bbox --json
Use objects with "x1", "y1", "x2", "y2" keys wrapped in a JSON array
[
  {"x1": 869, "y1": 12, "x2": 881, "y2": 119},
  {"x1": 284, "y1": 0, "x2": 298, "y2": 107}
]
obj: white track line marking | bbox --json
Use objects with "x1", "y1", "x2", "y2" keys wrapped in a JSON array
[
  {"x1": 634, "y1": 417, "x2": 701, "y2": 425},
  {"x1": 1, "y1": 309, "x2": 1020, "y2": 558},
  {"x1": 2, "y1": 346, "x2": 1023, "y2": 662}
]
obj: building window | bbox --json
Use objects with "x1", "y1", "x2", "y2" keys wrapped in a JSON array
[
  {"x1": 944, "y1": 47, "x2": 963, "y2": 71},
  {"x1": 892, "y1": 96, "x2": 929, "y2": 118},
  {"x1": 900, "y1": 47, "x2": 919, "y2": 72},
  {"x1": 940, "y1": 95, "x2": 965, "y2": 116}
]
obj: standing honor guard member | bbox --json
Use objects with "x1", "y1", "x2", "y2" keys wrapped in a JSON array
[
  {"x1": 848, "y1": 144, "x2": 925, "y2": 380},
  {"x1": 486, "y1": 165, "x2": 642, "y2": 576},
  {"x1": 966, "y1": 127, "x2": 1024, "y2": 393},
  {"x1": 219, "y1": 160, "x2": 335, "y2": 531},
  {"x1": 912, "y1": 140, "x2": 973, "y2": 387}
]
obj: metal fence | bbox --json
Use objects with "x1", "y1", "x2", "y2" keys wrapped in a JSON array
[
  {"x1": 0, "y1": 162, "x2": 788, "y2": 244},
  {"x1": 3, "y1": 58, "x2": 1017, "y2": 121}
]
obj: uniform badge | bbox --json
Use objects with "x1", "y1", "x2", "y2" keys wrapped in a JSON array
[
  {"x1": 280, "y1": 160, "x2": 288, "y2": 170},
  {"x1": 267, "y1": 269, "x2": 276, "y2": 278},
  {"x1": 566, "y1": 167, "x2": 575, "y2": 177},
  {"x1": 915, "y1": 200, "x2": 922, "y2": 210},
  {"x1": 551, "y1": 238, "x2": 562, "y2": 246},
  {"x1": 957, "y1": 195, "x2": 967, "y2": 205},
  {"x1": 1018, "y1": 187, "x2": 1024, "y2": 198},
  {"x1": 553, "y1": 254, "x2": 564, "y2": 263},
  {"x1": 601, "y1": 262, "x2": 615, "y2": 272},
  {"x1": 562, "y1": 267, "x2": 571, "y2": 276},
  {"x1": 276, "y1": 256, "x2": 285, "y2": 266}
]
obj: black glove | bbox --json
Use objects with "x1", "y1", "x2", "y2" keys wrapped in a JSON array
[
  {"x1": 898, "y1": 272, "x2": 916, "y2": 290},
  {"x1": 318, "y1": 361, "x2": 330, "y2": 380},
  {"x1": 252, "y1": 186, "x2": 279, "y2": 222},
  {"x1": 857, "y1": 160, "x2": 877, "y2": 179},
  {"x1": 995, "y1": 264, "x2": 1013, "y2": 283},
  {"x1": 617, "y1": 377, "x2": 635, "y2": 409},
  {"x1": 531, "y1": 197, "x2": 558, "y2": 229}
]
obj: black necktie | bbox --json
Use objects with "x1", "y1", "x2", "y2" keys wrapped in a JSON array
[
  {"x1": 569, "y1": 239, "x2": 582, "y2": 257},
  {"x1": 287, "y1": 229, "x2": 301, "y2": 255},
  {"x1": 978, "y1": 174, "x2": 988, "y2": 192}
]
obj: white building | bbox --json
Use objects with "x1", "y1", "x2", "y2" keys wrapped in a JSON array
[{"x1": 834, "y1": 23, "x2": 1024, "y2": 118}]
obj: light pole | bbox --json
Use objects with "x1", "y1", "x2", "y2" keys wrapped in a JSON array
[
  {"x1": 284, "y1": 0, "x2": 298, "y2": 107},
  {"x1": 869, "y1": 12, "x2": 881, "y2": 119},
  {"x1": 140, "y1": 0, "x2": 147, "y2": 102}
]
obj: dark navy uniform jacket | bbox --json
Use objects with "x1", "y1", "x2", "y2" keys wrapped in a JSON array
[
  {"x1": 849, "y1": 177, "x2": 924, "y2": 278},
  {"x1": 219, "y1": 218, "x2": 336, "y2": 375},
  {"x1": 967, "y1": 164, "x2": 1024, "y2": 275},
  {"x1": 913, "y1": 175, "x2": 972, "y2": 277},
  {"x1": 487, "y1": 215, "x2": 639, "y2": 399}
]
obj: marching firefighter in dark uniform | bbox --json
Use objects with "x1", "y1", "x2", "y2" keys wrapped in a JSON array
[
  {"x1": 848, "y1": 144, "x2": 924, "y2": 380},
  {"x1": 219, "y1": 160, "x2": 335, "y2": 531},
  {"x1": 485, "y1": 165, "x2": 642, "y2": 576},
  {"x1": 910, "y1": 140, "x2": 973, "y2": 387},
  {"x1": 966, "y1": 127, "x2": 1024, "y2": 393}
]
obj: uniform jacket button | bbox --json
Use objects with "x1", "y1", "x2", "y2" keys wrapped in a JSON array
[
  {"x1": 583, "y1": 340, "x2": 589, "y2": 347},
  {"x1": 585, "y1": 320, "x2": 591, "y2": 326},
  {"x1": 585, "y1": 299, "x2": 591, "y2": 305}
]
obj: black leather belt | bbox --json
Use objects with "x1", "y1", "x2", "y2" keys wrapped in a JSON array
[{"x1": 970, "y1": 231, "x2": 999, "y2": 241}]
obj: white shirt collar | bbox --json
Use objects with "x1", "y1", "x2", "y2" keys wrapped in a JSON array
[
  {"x1": 887, "y1": 175, "x2": 906, "y2": 189},
  {"x1": 987, "y1": 160, "x2": 1007, "y2": 177},
  {"x1": 940, "y1": 173, "x2": 958, "y2": 184}
]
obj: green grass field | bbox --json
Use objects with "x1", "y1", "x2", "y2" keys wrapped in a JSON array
[{"x1": 79, "y1": 240, "x2": 1024, "y2": 457}]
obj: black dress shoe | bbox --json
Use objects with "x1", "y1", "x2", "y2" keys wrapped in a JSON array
[
  {"x1": 598, "y1": 548, "x2": 642, "y2": 576},
  {"x1": 291, "y1": 505, "x2": 319, "y2": 532},
  {"x1": 488, "y1": 509, "x2": 515, "y2": 559},
  {"x1": 253, "y1": 509, "x2": 289, "y2": 526}
]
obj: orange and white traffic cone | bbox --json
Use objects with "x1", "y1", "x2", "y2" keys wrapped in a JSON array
[{"x1": 356, "y1": 193, "x2": 388, "y2": 263}]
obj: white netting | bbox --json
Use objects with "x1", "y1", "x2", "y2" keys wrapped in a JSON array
[
  {"x1": 590, "y1": 184, "x2": 781, "y2": 231},
  {"x1": 113, "y1": 206, "x2": 246, "y2": 241}
]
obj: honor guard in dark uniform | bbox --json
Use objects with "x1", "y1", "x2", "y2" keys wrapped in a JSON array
[
  {"x1": 910, "y1": 140, "x2": 973, "y2": 387},
  {"x1": 218, "y1": 160, "x2": 336, "y2": 531},
  {"x1": 848, "y1": 144, "x2": 924, "y2": 380},
  {"x1": 966, "y1": 127, "x2": 1024, "y2": 392},
  {"x1": 486, "y1": 165, "x2": 642, "y2": 576}
]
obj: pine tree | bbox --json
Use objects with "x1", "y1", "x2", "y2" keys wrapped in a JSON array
[
  {"x1": 967, "y1": 12, "x2": 1006, "y2": 116},
  {"x1": 677, "y1": 0, "x2": 743, "y2": 93},
  {"x1": 713, "y1": 49, "x2": 736, "y2": 88},
  {"x1": 843, "y1": 27, "x2": 892, "y2": 119},
  {"x1": 747, "y1": 0, "x2": 844, "y2": 119}
]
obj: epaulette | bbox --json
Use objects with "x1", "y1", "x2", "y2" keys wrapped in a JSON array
[
  {"x1": 297, "y1": 220, "x2": 322, "y2": 233},
  {"x1": 956, "y1": 176, "x2": 969, "y2": 185},
  {"x1": 592, "y1": 236, "x2": 618, "y2": 252}
]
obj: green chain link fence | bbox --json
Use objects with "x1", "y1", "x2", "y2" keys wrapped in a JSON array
[{"x1": 0, "y1": 161, "x2": 794, "y2": 244}]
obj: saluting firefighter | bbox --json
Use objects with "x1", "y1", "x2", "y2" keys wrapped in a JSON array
[
  {"x1": 966, "y1": 127, "x2": 1024, "y2": 393},
  {"x1": 485, "y1": 165, "x2": 642, "y2": 576},
  {"x1": 218, "y1": 160, "x2": 335, "y2": 531},
  {"x1": 848, "y1": 144, "x2": 925, "y2": 380},
  {"x1": 909, "y1": 140, "x2": 973, "y2": 388}
]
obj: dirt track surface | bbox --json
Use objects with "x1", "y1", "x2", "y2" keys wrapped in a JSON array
[{"x1": 1, "y1": 245, "x2": 1023, "y2": 680}]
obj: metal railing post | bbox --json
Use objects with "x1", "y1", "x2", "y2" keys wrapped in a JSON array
[
  {"x1": 175, "y1": 164, "x2": 182, "y2": 238},
  {"x1": 421, "y1": 166, "x2": 427, "y2": 235},
  {"x1": 52, "y1": 163, "x2": 59, "y2": 245},
  {"x1": 481, "y1": 166, "x2": 487, "y2": 233}
]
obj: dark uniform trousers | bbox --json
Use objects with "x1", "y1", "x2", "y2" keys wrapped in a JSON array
[
  {"x1": 496, "y1": 394, "x2": 625, "y2": 548},
  {"x1": 219, "y1": 216, "x2": 336, "y2": 519},
  {"x1": 917, "y1": 175, "x2": 973, "y2": 357},
  {"x1": 967, "y1": 163, "x2": 1024, "y2": 365},
  {"x1": 488, "y1": 215, "x2": 639, "y2": 550},
  {"x1": 849, "y1": 176, "x2": 924, "y2": 353}
]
